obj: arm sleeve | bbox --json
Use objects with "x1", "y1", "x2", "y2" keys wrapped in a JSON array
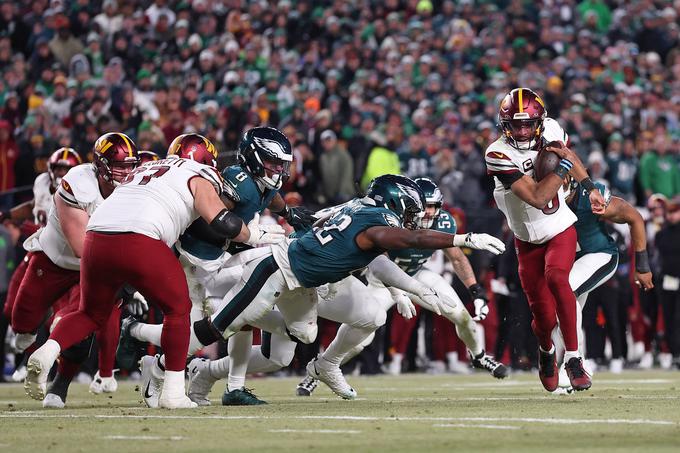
[{"x1": 368, "y1": 255, "x2": 429, "y2": 296}]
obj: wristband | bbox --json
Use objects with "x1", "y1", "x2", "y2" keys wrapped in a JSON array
[
  {"x1": 273, "y1": 204, "x2": 290, "y2": 219},
  {"x1": 635, "y1": 250, "x2": 651, "y2": 273},
  {"x1": 468, "y1": 283, "x2": 483, "y2": 299},
  {"x1": 553, "y1": 159, "x2": 572, "y2": 179},
  {"x1": 580, "y1": 177, "x2": 597, "y2": 193}
]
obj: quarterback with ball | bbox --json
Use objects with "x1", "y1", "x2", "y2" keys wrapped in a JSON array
[{"x1": 485, "y1": 88, "x2": 605, "y2": 392}]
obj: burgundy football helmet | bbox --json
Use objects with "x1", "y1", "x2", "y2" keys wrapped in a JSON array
[
  {"x1": 138, "y1": 150, "x2": 161, "y2": 164},
  {"x1": 93, "y1": 132, "x2": 140, "y2": 186},
  {"x1": 167, "y1": 133, "x2": 218, "y2": 168},
  {"x1": 498, "y1": 88, "x2": 547, "y2": 150},
  {"x1": 47, "y1": 147, "x2": 82, "y2": 188}
]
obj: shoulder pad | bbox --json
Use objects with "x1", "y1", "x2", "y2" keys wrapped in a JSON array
[{"x1": 58, "y1": 164, "x2": 98, "y2": 209}]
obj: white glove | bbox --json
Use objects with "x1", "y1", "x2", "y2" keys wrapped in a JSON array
[
  {"x1": 244, "y1": 213, "x2": 286, "y2": 246},
  {"x1": 127, "y1": 291, "x2": 148, "y2": 316},
  {"x1": 392, "y1": 290, "x2": 417, "y2": 320},
  {"x1": 472, "y1": 298, "x2": 489, "y2": 321},
  {"x1": 317, "y1": 283, "x2": 338, "y2": 301},
  {"x1": 453, "y1": 233, "x2": 506, "y2": 255},
  {"x1": 416, "y1": 287, "x2": 445, "y2": 316}
]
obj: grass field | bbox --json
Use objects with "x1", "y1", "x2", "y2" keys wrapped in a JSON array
[{"x1": 0, "y1": 370, "x2": 679, "y2": 452}]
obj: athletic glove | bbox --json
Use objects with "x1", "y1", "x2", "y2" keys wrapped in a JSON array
[
  {"x1": 468, "y1": 283, "x2": 489, "y2": 321},
  {"x1": 281, "y1": 205, "x2": 317, "y2": 232},
  {"x1": 416, "y1": 287, "x2": 448, "y2": 316},
  {"x1": 126, "y1": 292, "x2": 149, "y2": 317},
  {"x1": 389, "y1": 288, "x2": 417, "y2": 320},
  {"x1": 244, "y1": 213, "x2": 286, "y2": 246},
  {"x1": 453, "y1": 233, "x2": 506, "y2": 255}
]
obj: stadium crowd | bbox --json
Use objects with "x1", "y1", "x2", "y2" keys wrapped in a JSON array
[{"x1": 1, "y1": 0, "x2": 680, "y2": 382}]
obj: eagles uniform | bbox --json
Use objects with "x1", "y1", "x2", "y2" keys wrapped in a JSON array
[{"x1": 12, "y1": 164, "x2": 104, "y2": 336}]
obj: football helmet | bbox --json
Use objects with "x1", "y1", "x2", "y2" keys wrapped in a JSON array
[
  {"x1": 167, "y1": 133, "x2": 218, "y2": 168},
  {"x1": 498, "y1": 88, "x2": 547, "y2": 150},
  {"x1": 414, "y1": 177, "x2": 443, "y2": 229},
  {"x1": 238, "y1": 127, "x2": 292, "y2": 190},
  {"x1": 47, "y1": 147, "x2": 82, "y2": 188},
  {"x1": 93, "y1": 132, "x2": 140, "y2": 186},
  {"x1": 138, "y1": 150, "x2": 161, "y2": 164},
  {"x1": 366, "y1": 174, "x2": 425, "y2": 230}
]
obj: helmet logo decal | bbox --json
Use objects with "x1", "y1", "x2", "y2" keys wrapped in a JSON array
[
  {"x1": 253, "y1": 136, "x2": 291, "y2": 160},
  {"x1": 395, "y1": 182, "x2": 424, "y2": 210},
  {"x1": 98, "y1": 140, "x2": 114, "y2": 154}
]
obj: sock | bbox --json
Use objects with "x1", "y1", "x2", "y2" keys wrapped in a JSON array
[
  {"x1": 130, "y1": 323, "x2": 163, "y2": 346},
  {"x1": 227, "y1": 330, "x2": 252, "y2": 391},
  {"x1": 161, "y1": 370, "x2": 185, "y2": 399},
  {"x1": 540, "y1": 344, "x2": 556, "y2": 354},
  {"x1": 208, "y1": 356, "x2": 230, "y2": 379},
  {"x1": 14, "y1": 333, "x2": 37, "y2": 353},
  {"x1": 392, "y1": 352, "x2": 403, "y2": 366},
  {"x1": 447, "y1": 351, "x2": 460, "y2": 364},
  {"x1": 322, "y1": 324, "x2": 374, "y2": 366},
  {"x1": 564, "y1": 350, "x2": 581, "y2": 362}
]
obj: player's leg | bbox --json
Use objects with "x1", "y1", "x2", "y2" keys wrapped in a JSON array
[
  {"x1": 90, "y1": 304, "x2": 121, "y2": 394},
  {"x1": 11, "y1": 252, "x2": 80, "y2": 352},
  {"x1": 516, "y1": 237, "x2": 560, "y2": 391}
]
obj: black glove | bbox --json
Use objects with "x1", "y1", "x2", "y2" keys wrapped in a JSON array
[
  {"x1": 468, "y1": 283, "x2": 489, "y2": 321},
  {"x1": 279, "y1": 205, "x2": 317, "y2": 232}
]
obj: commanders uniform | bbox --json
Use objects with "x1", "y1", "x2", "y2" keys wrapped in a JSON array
[
  {"x1": 48, "y1": 157, "x2": 224, "y2": 373},
  {"x1": 485, "y1": 117, "x2": 581, "y2": 353}
]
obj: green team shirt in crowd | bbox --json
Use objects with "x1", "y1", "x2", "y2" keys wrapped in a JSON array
[
  {"x1": 388, "y1": 210, "x2": 457, "y2": 276},
  {"x1": 178, "y1": 165, "x2": 277, "y2": 260},
  {"x1": 569, "y1": 182, "x2": 618, "y2": 259},
  {"x1": 288, "y1": 198, "x2": 401, "y2": 287}
]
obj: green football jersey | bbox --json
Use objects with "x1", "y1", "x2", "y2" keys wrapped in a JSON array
[{"x1": 569, "y1": 182, "x2": 617, "y2": 258}]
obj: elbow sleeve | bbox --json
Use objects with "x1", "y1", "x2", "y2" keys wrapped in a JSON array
[{"x1": 210, "y1": 209, "x2": 243, "y2": 240}]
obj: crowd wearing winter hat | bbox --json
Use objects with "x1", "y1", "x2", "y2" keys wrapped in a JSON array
[{"x1": 1, "y1": 0, "x2": 680, "y2": 372}]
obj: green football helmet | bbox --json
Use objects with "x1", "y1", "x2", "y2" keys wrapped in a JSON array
[
  {"x1": 414, "y1": 177, "x2": 443, "y2": 229},
  {"x1": 366, "y1": 174, "x2": 426, "y2": 230}
]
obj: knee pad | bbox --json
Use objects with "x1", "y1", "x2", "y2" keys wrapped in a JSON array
[
  {"x1": 371, "y1": 308, "x2": 387, "y2": 330},
  {"x1": 287, "y1": 321, "x2": 317, "y2": 344},
  {"x1": 62, "y1": 335, "x2": 94, "y2": 363}
]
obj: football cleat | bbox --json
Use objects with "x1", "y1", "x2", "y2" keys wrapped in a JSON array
[
  {"x1": 296, "y1": 375, "x2": 319, "y2": 397},
  {"x1": 187, "y1": 357, "x2": 217, "y2": 406},
  {"x1": 24, "y1": 349, "x2": 55, "y2": 401},
  {"x1": 221, "y1": 388, "x2": 268, "y2": 406},
  {"x1": 306, "y1": 355, "x2": 357, "y2": 400},
  {"x1": 470, "y1": 350, "x2": 509, "y2": 379},
  {"x1": 159, "y1": 394, "x2": 198, "y2": 409},
  {"x1": 116, "y1": 316, "x2": 143, "y2": 370},
  {"x1": 89, "y1": 370, "x2": 118, "y2": 394},
  {"x1": 139, "y1": 355, "x2": 163, "y2": 408},
  {"x1": 42, "y1": 393, "x2": 65, "y2": 409},
  {"x1": 538, "y1": 347, "x2": 559, "y2": 392},
  {"x1": 564, "y1": 357, "x2": 592, "y2": 391}
]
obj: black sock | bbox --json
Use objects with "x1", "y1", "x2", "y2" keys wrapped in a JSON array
[{"x1": 47, "y1": 373, "x2": 73, "y2": 402}]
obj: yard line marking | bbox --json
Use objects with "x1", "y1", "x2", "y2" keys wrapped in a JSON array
[
  {"x1": 0, "y1": 413, "x2": 676, "y2": 426},
  {"x1": 103, "y1": 435, "x2": 186, "y2": 441},
  {"x1": 269, "y1": 429, "x2": 361, "y2": 434},
  {"x1": 434, "y1": 423, "x2": 520, "y2": 430},
  {"x1": 365, "y1": 379, "x2": 676, "y2": 392}
]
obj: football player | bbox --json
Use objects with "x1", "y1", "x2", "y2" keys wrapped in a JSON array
[
  {"x1": 138, "y1": 150, "x2": 161, "y2": 164},
  {"x1": 173, "y1": 174, "x2": 504, "y2": 402},
  {"x1": 10, "y1": 134, "x2": 137, "y2": 408},
  {"x1": 485, "y1": 88, "x2": 605, "y2": 392},
  {"x1": 294, "y1": 177, "x2": 507, "y2": 397},
  {"x1": 24, "y1": 135, "x2": 285, "y2": 409},
  {"x1": 552, "y1": 176, "x2": 653, "y2": 392},
  {"x1": 115, "y1": 128, "x2": 315, "y2": 406}
]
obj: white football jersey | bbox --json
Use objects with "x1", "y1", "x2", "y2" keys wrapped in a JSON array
[
  {"x1": 485, "y1": 117, "x2": 577, "y2": 244},
  {"x1": 32, "y1": 172, "x2": 53, "y2": 225},
  {"x1": 88, "y1": 158, "x2": 224, "y2": 247},
  {"x1": 24, "y1": 164, "x2": 104, "y2": 270}
]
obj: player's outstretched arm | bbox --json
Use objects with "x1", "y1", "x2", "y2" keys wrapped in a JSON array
[
  {"x1": 358, "y1": 226, "x2": 505, "y2": 255},
  {"x1": 55, "y1": 195, "x2": 89, "y2": 257},
  {"x1": 601, "y1": 196, "x2": 653, "y2": 290},
  {"x1": 546, "y1": 142, "x2": 605, "y2": 212},
  {"x1": 444, "y1": 247, "x2": 489, "y2": 321}
]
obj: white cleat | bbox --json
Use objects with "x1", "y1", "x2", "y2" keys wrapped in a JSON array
[
  {"x1": 187, "y1": 358, "x2": 216, "y2": 406},
  {"x1": 609, "y1": 358, "x2": 624, "y2": 374},
  {"x1": 11, "y1": 365, "x2": 27, "y2": 382},
  {"x1": 639, "y1": 351, "x2": 653, "y2": 369},
  {"x1": 659, "y1": 352, "x2": 673, "y2": 370},
  {"x1": 42, "y1": 393, "x2": 65, "y2": 408},
  {"x1": 159, "y1": 394, "x2": 198, "y2": 409},
  {"x1": 24, "y1": 355, "x2": 51, "y2": 401},
  {"x1": 139, "y1": 355, "x2": 163, "y2": 408},
  {"x1": 89, "y1": 371, "x2": 118, "y2": 394},
  {"x1": 306, "y1": 355, "x2": 357, "y2": 400}
]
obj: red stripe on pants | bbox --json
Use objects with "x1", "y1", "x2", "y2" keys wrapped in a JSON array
[
  {"x1": 11, "y1": 251, "x2": 80, "y2": 333},
  {"x1": 515, "y1": 226, "x2": 578, "y2": 351},
  {"x1": 50, "y1": 232, "x2": 191, "y2": 371}
]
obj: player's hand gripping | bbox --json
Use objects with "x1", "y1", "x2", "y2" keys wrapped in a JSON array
[
  {"x1": 244, "y1": 213, "x2": 286, "y2": 246},
  {"x1": 453, "y1": 233, "x2": 506, "y2": 255}
]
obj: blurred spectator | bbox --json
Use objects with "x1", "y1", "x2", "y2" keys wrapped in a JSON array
[
  {"x1": 318, "y1": 129, "x2": 354, "y2": 204},
  {"x1": 360, "y1": 131, "x2": 400, "y2": 190},
  {"x1": 606, "y1": 134, "x2": 638, "y2": 203},
  {"x1": 0, "y1": 120, "x2": 18, "y2": 209},
  {"x1": 638, "y1": 135, "x2": 680, "y2": 200},
  {"x1": 48, "y1": 15, "x2": 83, "y2": 68}
]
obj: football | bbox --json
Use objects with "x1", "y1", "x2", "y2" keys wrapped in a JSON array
[{"x1": 533, "y1": 141, "x2": 563, "y2": 181}]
